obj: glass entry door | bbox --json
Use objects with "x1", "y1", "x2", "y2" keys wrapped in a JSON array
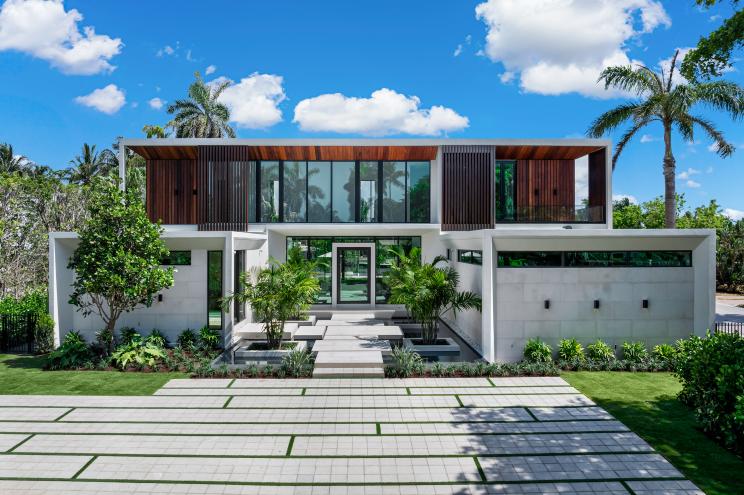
[{"x1": 336, "y1": 247, "x2": 371, "y2": 304}]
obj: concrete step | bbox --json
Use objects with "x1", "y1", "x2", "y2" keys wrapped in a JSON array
[
  {"x1": 314, "y1": 351, "x2": 383, "y2": 369},
  {"x1": 312, "y1": 338, "x2": 391, "y2": 354},
  {"x1": 313, "y1": 366, "x2": 385, "y2": 378}
]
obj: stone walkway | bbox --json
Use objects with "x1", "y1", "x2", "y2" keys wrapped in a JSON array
[{"x1": 0, "y1": 377, "x2": 703, "y2": 494}]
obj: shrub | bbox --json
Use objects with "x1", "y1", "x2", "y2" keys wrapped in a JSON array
[
  {"x1": 119, "y1": 327, "x2": 141, "y2": 346},
  {"x1": 146, "y1": 329, "x2": 167, "y2": 349},
  {"x1": 177, "y1": 329, "x2": 198, "y2": 349},
  {"x1": 557, "y1": 338, "x2": 585, "y2": 362},
  {"x1": 523, "y1": 338, "x2": 552, "y2": 363},
  {"x1": 111, "y1": 340, "x2": 165, "y2": 370},
  {"x1": 34, "y1": 314, "x2": 55, "y2": 354},
  {"x1": 46, "y1": 331, "x2": 93, "y2": 370},
  {"x1": 674, "y1": 332, "x2": 744, "y2": 455},
  {"x1": 622, "y1": 341, "x2": 648, "y2": 363},
  {"x1": 281, "y1": 348, "x2": 314, "y2": 377},
  {"x1": 94, "y1": 328, "x2": 115, "y2": 356},
  {"x1": 199, "y1": 326, "x2": 221, "y2": 351},
  {"x1": 388, "y1": 347, "x2": 424, "y2": 377},
  {"x1": 586, "y1": 339, "x2": 614, "y2": 362},
  {"x1": 652, "y1": 343, "x2": 676, "y2": 362}
]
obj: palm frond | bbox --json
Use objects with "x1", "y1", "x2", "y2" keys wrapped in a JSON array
[
  {"x1": 586, "y1": 103, "x2": 641, "y2": 138},
  {"x1": 598, "y1": 65, "x2": 660, "y2": 96},
  {"x1": 689, "y1": 115, "x2": 734, "y2": 157},
  {"x1": 693, "y1": 81, "x2": 744, "y2": 119},
  {"x1": 612, "y1": 119, "x2": 652, "y2": 170}
]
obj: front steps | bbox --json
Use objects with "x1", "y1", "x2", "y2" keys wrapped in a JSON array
[{"x1": 313, "y1": 350, "x2": 385, "y2": 378}]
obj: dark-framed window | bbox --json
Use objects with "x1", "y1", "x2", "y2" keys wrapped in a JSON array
[
  {"x1": 161, "y1": 250, "x2": 191, "y2": 266},
  {"x1": 207, "y1": 251, "x2": 223, "y2": 329},
  {"x1": 233, "y1": 250, "x2": 245, "y2": 323},
  {"x1": 497, "y1": 251, "x2": 693, "y2": 268},
  {"x1": 495, "y1": 160, "x2": 516, "y2": 222},
  {"x1": 457, "y1": 249, "x2": 483, "y2": 266}
]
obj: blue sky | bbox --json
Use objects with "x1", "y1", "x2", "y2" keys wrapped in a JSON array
[{"x1": 1, "y1": 0, "x2": 742, "y2": 217}]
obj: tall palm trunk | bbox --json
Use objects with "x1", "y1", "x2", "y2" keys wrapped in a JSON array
[{"x1": 662, "y1": 123, "x2": 677, "y2": 229}]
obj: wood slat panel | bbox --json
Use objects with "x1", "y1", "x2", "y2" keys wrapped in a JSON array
[
  {"x1": 134, "y1": 145, "x2": 437, "y2": 161},
  {"x1": 146, "y1": 159, "x2": 197, "y2": 224},
  {"x1": 588, "y1": 149, "x2": 607, "y2": 223},
  {"x1": 442, "y1": 145, "x2": 494, "y2": 231},
  {"x1": 197, "y1": 146, "x2": 254, "y2": 231},
  {"x1": 496, "y1": 145, "x2": 602, "y2": 160},
  {"x1": 515, "y1": 160, "x2": 575, "y2": 222}
]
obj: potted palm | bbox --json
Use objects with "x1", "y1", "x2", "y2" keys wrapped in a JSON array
[{"x1": 385, "y1": 247, "x2": 481, "y2": 360}]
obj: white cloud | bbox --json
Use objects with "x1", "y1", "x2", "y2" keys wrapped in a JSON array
[
  {"x1": 613, "y1": 194, "x2": 638, "y2": 204},
  {"x1": 148, "y1": 97, "x2": 165, "y2": 110},
  {"x1": 707, "y1": 142, "x2": 720, "y2": 152},
  {"x1": 0, "y1": 0, "x2": 122, "y2": 75},
  {"x1": 575, "y1": 156, "x2": 588, "y2": 200},
  {"x1": 640, "y1": 134, "x2": 657, "y2": 143},
  {"x1": 706, "y1": 166, "x2": 714, "y2": 174},
  {"x1": 185, "y1": 49, "x2": 193, "y2": 61},
  {"x1": 74, "y1": 84, "x2": 126, "y2": 114},
  {"x1": 474, "y1": 0, "x2": 670, "y2": 98},
  {"x1": 685, "y1": 179, "x2": 701, "y2": 188},
  {"x1": 453, "y1": 34, "x2": 472, "y2": 57},
  {"x1": 156, "y1": 44, "x2": 175, "y2": 57},
  {"x1": 205, "y1": 64, "x2": 216, "y2": 75},
  {"x1": 214, "y1": 73, "x2": 286, "y2": 129},
  {"x1": 724, "y1": 208, "x2": 744, "y2": 221},
  {"x1": 677, "y1": 167, "x2": 701, "y2": 180},
  {"x1": 499, "y1": 71, "x2": 515, "y2": 84},
  {"x1": 293, "y1": 88, "x2": 469, "y2": 136},
  {"x1": 658, "y1": 47, "x2": 693, "y2": 87}
]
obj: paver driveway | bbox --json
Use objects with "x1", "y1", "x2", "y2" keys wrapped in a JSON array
[{"x1": 0, "y1": 376, "x2": 702, "y2": 494}]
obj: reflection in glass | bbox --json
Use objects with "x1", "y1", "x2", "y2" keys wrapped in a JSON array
[
  {"x1": 308, "y1": 162, "x2": 332, "y2": 222},
  {"x1": 338, "y1": 247, "x2": 370, "y2": 303},
  {"x1": 260, "y1": 161, "x2": 279, "y2": 222},
  {"x1": 495, "y1": 161, "x2": 516, "y2": 221},
  {"x1": 332, "y1": 161, "x2": 356, "y2": 222},
  {"x1": 359, "y1": 161, "x2": 378, "y2": 222},
  {"x1": 382, "y1": 161, "x2": 405, "y2": 222},
  {"x1": 407, "y1": 161, "x2": 430, "y2": 222},
  {"x1": 247, "y1": 161, "x2": 257, "y2": 223},
  {"x1": 309, "y1": 238, "x2": 332, "y2": 303},
  {"x1": 207, "y1": 251, "x2": 223, "y2": 329},
  {"x1": 283, "y1": 161, "x2": 307, "y2": 222}
]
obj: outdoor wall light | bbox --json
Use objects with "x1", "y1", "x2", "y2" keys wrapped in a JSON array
[
  {"x1": 157, "y1": 294, "x2": 163, "y2": 302},
  {"x1": 593, "y1": 299, "x2": 600, "y2": 310},
  {"x1": 544, "y1": 300, "x2": 550, "y2": 310},
  {"x1": 642, "y1": 299, "x2": 649, "y2": 309}
]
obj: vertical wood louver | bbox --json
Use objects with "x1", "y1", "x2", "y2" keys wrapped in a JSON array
[
  {"x1": 146, "y1": 159, "x2": 197, "y2": 225},
  {"x1": 197, "y1": 146, "x2": 254, "y2": 231},
  {"x1": 441, "y1": 145, "x2": 495, "y2": 231},
  {"x1": 587, "y1": 149, "x2": 607, "y2": 223},
  {"x1": 515, "y1": 159, "x2": 576, "y2": 222}
]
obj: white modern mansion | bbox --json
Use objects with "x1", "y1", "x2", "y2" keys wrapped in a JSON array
[{"x1": 49, "y1": 139, "x2": 716, "y2": 362}]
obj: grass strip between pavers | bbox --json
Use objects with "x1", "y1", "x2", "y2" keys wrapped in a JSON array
[
  {"x1": 226, "y1": 379, "x2": 236, "y2": 388},
  {"x1": 620, "y1": 480, "x2": 637, "y2": 494},
  {"x1": 53, "y1": 408, "x2": 75, "y2": 421},
  {"x1": 473, "y1": 455, "x2": 487, "y2": 482},
  {"x1": 71, "y1": 456, "x2": 97, "y2": 480},
  {"x1": 222, "y1": 397, "x2": 233, "y2": 408},
  {"x1": 285, "y1": 435, "x2": 295, "y2": 456},
  {"x1": 0, "y1": 403, "x2": 595, "y2": 410},
  {"x1": 48, "y1": 417, "x2": 612, "y2": 425},
  {"x1": 5, "y1": 434, "x2": 33, "y2": 452},
  {"x1": 525, "y1": 408, "x2": 540, "y2": 421},
  {"x1": 455, "y1": 395, "x2": 465, "y2": 407}
]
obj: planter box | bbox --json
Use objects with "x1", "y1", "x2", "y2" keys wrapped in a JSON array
[
  {"x1": 403, "y1": 337, "x2": 460, "y2": 362},
  {"x1": 398, "y1": 323, "x2": 423, "y2": 338},
  {"x1": 233, "y1": 340, "x2": 307, "y2": 365},
  {"x1": 286, "y1": 315, "x2": 317, "y2": 327}
]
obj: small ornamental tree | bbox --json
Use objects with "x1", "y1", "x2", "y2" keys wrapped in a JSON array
[{"x1": 68, "y1": 179, "x2": 174, "y2": 351}]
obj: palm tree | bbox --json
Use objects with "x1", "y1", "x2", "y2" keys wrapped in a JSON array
[
  {"x1": 167, "y1": 72, "x2": 236, "y2": 138},
  {"x1": 0, "y1": 143, "x2": 29, "y2": 174},
  {"x1": 66, "y1": 143, "x2": 115, "y2": 186},
  {"x1": 587, "y1": 50, "x2": 744, "y2": 228},
  {"x1": 142, "y1": 125, "x2": 169, "y2": 139}
]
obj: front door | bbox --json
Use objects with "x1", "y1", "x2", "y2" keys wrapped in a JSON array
[{"x1": 336, "y1": 247, "x2": 372, "y2": 304}]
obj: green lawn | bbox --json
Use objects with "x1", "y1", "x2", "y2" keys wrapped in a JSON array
[
  {"x1": 563, "y1": 372, "x2": 744, "y2": 495},
  {"x1": 0, "y1": 354, "x2": 186, "y2": 395}
]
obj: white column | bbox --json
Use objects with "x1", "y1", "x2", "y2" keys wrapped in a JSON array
[
  {"x1": 118, "y1": 140, "x2": 127, "y2": 191},
  {"x1": 481, "y1": 233, "x2": 497, "y2": 362},
  {"x1": 224, "y1": 234, "x2": 236, "y2": 345}
]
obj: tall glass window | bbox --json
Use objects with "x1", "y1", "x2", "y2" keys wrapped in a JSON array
[
  {"x1": 283, "y1": 161, "x2": 307, "y2": 222},
  {"x1": 495, "y1": 161, "x2": 516, "y2": 221},
  {"x1": 247, "y1": 161, "x2": 257, "y2": 223},
  {"x1": 382, "y1": 161, "x2": 406, "y2": 222},
  {"x1": 359, "y1": 161, "x2": 378, "y2": 223},
  {"x1": 260, "y1": 161, "x2": 280, "y2": 222},
  {"x1": 407, "y1": 161, "x2": 430, "y2": 223},
  {"x1": 207, "y1": 251, "x2": 223, "y2": 329},
  {"x1": 233, "y1": 250, "x2": 245, "y2": 323},
  {"x1": 332, "y1": 162, "x2": 356, "y2": 222},
  {"x1": 308, "y1": 161, "x2": 332, "y2": 222}
]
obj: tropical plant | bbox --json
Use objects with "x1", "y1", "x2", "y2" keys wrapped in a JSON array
[
  {"x1": 225, "y1": 258, "x2": 320, "y2": 349},
  {"x1": 111, "y1": 340, "x2": 166, "y2": 369},
  {"x1": 557, "y1": 338, "x2": 585, "y2": 362},
  {"x1": 46, "y1": 331, "x2": 93, "y2": 370},
  {"x1": 167, "y1": 72, "x2": 236, "y2": 138},
  {"x1": 388, "y1": 347, "x2": 424, "y2": 378},
  {"x1": 67, "y1": 179, "x2": 174, "y2": 352},
  {"x1": 146, "y1": 329, "x2": 167, "y2": 348},
  {"x1": 523, "y1": 337, "x2": 553, "y2": 363},
  {"x1": 199, "y1": 326, "x2": 221, "y2": 351},
  {"x1": 93, "y1": 328, "x2": 115, "y2": 357},
  {"x1": 652, "y1": 343, "x2": 677, "y2": 362},
  {"x1": 66, "y1": 144, "x2": 115, "y2": 186},
  {"x1": 142, "y1": 125, "x2": 169, "y2": 139},
  {"x1": 588, "y1": 50, "x2": 744, "y2": 227},
  {"x1": 119, "y1": 327, "x2": 141, "y2": 346},
  {"x1": 0, "y1": 142, "x2": 30, "y2": 174},
  {"x1": 34, "y1": 313, "x2": 55, "y2": 354},
  {"x1": 586, "y1": 339, "x2": 615, "y2": 362},
  {"x1": 177, "y1": 329, "x2": 198, "y2": 349},
  {"x1": 280, "y1": 348, "x2": 314, "y2": 377},
  {"x1": 622, "y1": 341, "x2": 648, "y2": 363},
  {"x1": 681, "y1": 0, "x2": 743, "y2": 81},
  {"x1": 385, "y1": 247, "x2": 482, "y2": 345}
]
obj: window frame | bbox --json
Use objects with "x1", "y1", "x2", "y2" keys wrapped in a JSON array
[
  {"x1": 457, "y1": 249, "x2": 483, "y2": 266},
  {"x1": 497, "y1": 250, "x2": 693, "y2": 268},
  {"x1": 160, "y1": 250, "x2": 192, "y2": 266}
]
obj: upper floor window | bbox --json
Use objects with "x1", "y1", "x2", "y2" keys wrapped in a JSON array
[
  {"x1": 458, "y1": 249, "x2": 483, "y2": 265},
  {"x1": 254, "y1": 160, "x2": 430, "y2": 223},
  {"x1": 498, "y1": 251, "x2": 692, "y2": 268},
  {"x1": 160, "y1": 250, "x2": 191, "y2": 266}
]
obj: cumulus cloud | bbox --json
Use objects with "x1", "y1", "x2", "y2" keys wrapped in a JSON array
[
  {"x1": 214, "y1": 73, "x2": 286, "y2": 129},
  {"x1": 148, "y1": 97, "x2": 165, "y2": 110},
  {"x1": 0, "y1": 0, "x2": 122, "y2": 75},
  {"x1": 474, "y1": 0, "x2": 670, "y2": 98},
  {"x1": 293, "y1": 88, "x2": 469, "y2": 136},
  {"x1": 724, "y1": 208, "x2": 744, "y2": 221},
  {"x1": 613, "y1": 193, "x2": 638, "y2": 204},
  {"x1": 205, "y1": 64, "x2": 216, "y2": 75},
  {"x1": 640, "y1": 134, "x2": 657, "y2": 143},
  {"x1": 74, "y1": 84, "x2": 126, "y2": 114},
  {"x1": 453, "y1": 34, "x2": 472, "y2": 57},
  {"x1": 685, "y1": 179, "x2": 701, "y2": 188},
  {"x1": 677, "y1": 167, "x2": 701, "y2": 180}
]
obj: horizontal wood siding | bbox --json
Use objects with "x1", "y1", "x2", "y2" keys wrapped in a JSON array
[
  {"x1": 588, "y1": 149, "x2": 607, "y2": 223},
  {"x1": 132, "y1": 145, "x2": 437, "y2": 161},
  {"x1": 146, "y1": 159, "x2": 197, "y2": 224},
  {"x1": 197, "y1": 146, "x2": 254, "y2": 231},
  {"x1": 442, "y1": 145, "x2": 494, "y2": 231},
  {"x1": 516, "y1": 159, "x2": 575, "y2": 221}
]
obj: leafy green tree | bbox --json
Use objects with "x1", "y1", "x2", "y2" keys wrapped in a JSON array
[
  {"x1": 681, "y1": 0, "x2": 743, "y2": 81},
  {"x1": 385, "y1": 247, "x2": 481, "y2": 345},
  {"x1": 68, "y1": 180, "x2": 174, "y2": 350},
  {"x1": 588, "y1": 50, "x2": 744, "y2": 228},
  {"x1": 0, "y1": 143, "x2": 30, "y2": 174},
  {"x1": 167, "y1": 72, "x2": 236, "y2": 138},
  {"x1": 142, "y1": 125, "x2": 169, "y2": 139},
  {"x1": 612, "y1": 197, "x2": 644, "y2": 229},
  {"x1": 717, "y1": 220, "x2": 744, "y2": 292},
  {"x1": 66, "y1": 144, "x2": 115, "y2": 186}
]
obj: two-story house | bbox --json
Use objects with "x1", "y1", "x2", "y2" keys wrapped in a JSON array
[{"x1": 49, "y1": 139, "x2": 716, "y2": 362}]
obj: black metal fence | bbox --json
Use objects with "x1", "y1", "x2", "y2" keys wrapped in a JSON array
[
  {"x1": 0, "y1": 313, "x2": 37, "y2": 354},
  {"x1": 715, "y1": 320, "x2": 744, "y2": 338}
]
